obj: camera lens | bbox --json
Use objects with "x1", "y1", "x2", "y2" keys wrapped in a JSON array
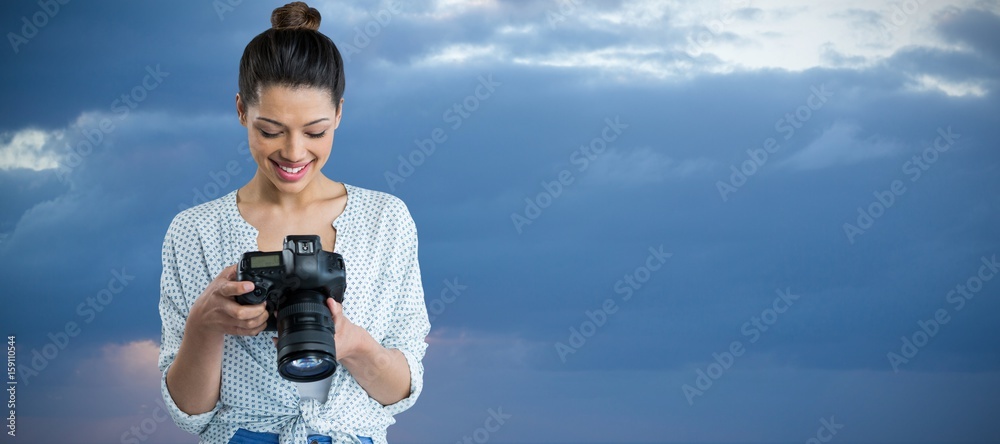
[
  {"x1": 291, "y1": 356, "x2": 324, "y2": 369},
  {"x1": 281, "y1": 354, "x2": 336, "y2": 380},
  {"x1": 275, "y1": 291, "x2": 338, "y2": 382}
]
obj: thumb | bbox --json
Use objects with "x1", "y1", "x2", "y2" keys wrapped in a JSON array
[{"x1": 327, "y1": 297, "x2": 342, "y2": 316}]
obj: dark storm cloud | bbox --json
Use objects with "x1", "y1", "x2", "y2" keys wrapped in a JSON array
[{"x1": 936, "y1": 7, "x2": 1000, "y2": 62}]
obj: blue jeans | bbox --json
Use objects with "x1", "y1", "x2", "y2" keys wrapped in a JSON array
[{"x1": 227, "y1": 428, "x2": 374, "y2": 444}]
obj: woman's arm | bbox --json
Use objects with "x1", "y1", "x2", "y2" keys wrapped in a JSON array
[
  {"x1": 165, "y1": 323, "x2": 226, "y2": 414},
  {"x1": 166, "y1": 265, "x2": 269, "y2": 414},
  {"x1": 329, "y1": 200, "x2": 430, "y2": 407},
  {"x1": 327, "y1": 299, "x2": 412, "y2": 405}
]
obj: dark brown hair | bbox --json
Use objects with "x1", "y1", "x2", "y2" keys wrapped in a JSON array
[{"x1": 238, "y1": 2, "x2": 345, "y2": 107}]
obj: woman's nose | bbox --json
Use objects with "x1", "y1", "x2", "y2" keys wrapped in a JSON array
[{"x1": 282, "y1": 134, "x2": 309, "y2": 161}]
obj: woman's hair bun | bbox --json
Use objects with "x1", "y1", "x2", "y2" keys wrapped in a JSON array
[{"x1": 271, "y1": 2, "x2": 321, "y2": 31}]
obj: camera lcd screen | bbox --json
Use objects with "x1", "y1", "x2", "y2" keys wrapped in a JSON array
[{"x1": 250, "y1": 254, "x2": 280, "y2": 269}]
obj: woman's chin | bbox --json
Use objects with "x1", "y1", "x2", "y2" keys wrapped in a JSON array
[
  {"x1": 256, "y1": 172, "x2": 311, "y2": 194},
  {"x1": 273, "y1": 179, "x2": 311, "y2": 194}
]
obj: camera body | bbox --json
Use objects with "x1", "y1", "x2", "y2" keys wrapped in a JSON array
[
  {"x1": 236, "y1": 235, "x2": 346, "y2": 382},
  {"x1": 236, "y1": 234, "x2": 346, "y2": 328}
]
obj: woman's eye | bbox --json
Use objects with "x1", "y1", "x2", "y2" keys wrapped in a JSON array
[
  {"x1": 307, "y1": 131, "x2": 327, "y2": 139},
  {"x1": 258, "y1": 129, "x2": 280, "y2": 138}
]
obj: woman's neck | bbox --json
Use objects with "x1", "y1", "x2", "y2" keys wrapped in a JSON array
[{"x1": 241, "y1": 171, "x2": 339, "y2": 211}]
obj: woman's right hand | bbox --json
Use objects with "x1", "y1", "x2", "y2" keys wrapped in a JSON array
[
  {"x1": 186, "y1": 264, "x2": 269, "y2": 337},
  {"x1": 167, "y1": 264, "x2": 266, "y2": 415}
]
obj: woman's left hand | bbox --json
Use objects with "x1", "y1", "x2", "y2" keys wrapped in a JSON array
[
  {"x1": 324, "y1": 297, "x2": 370, "y2": 361},
  {"x1": 271, "y1": 298, "x2": 411, "y2": 404},
  {"x1": 271, "y1": 298, "x2": 372, "y2": 362}
]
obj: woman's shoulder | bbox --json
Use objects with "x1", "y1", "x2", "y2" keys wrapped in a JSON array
[
  {"x1": 344, "y1": 183, "x2": 413, "y2": 219},
  {"x1": 165, "y1": 190, "x2": 237, "y2": 236}
]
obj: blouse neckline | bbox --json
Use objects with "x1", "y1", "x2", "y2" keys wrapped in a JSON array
[{"x1": 227, "y1": 182, "x2": 355, "y2": 254}]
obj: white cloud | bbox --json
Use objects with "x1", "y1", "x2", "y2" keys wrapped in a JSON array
[
  {"x1": 496, "y1": 24, "x2": 536, "y2": 35},
  {"x1": 908, "y1": 73, "x2": 988, "y2": 97},
  {"x1": 782, "y1": 121, "x2": 902, "y2": 170},
  {"x1": 0, "y1": 109, "x2": 233, "y2": 181},
  {"x1": 577, "y1": 0, "x2": 671, "y2": 29},
  {"x1": 414, "y1": 43, "x2": 502, "y2": 66},
  {"x1": 0, "y1": 109, "x2": 238, "y2": 255},
  {"x1": 395, "y1": 0, "x2": 997, "y2": 88},
  {"x1": 75, "y1": 339, "x2": 162, "y2": 389},
  {"x1": 671, "y1": 0, "x2": 992, "y2": 72},
  {"x1": 511, "y1": 46, "x2": 705, "y2": 80},
  {"x1": 0, "y1": 128, "x2": 64, "y2": 171},
  {"x1": 418, "y1": 0, "x2": 498, "y2": 21}
]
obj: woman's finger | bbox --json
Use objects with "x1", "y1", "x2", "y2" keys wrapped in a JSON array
[
  {"x1": 254, "y1": 309, "x2": 270, "y2": 326},
  {"x1": 217, "y1": 263, "x2": 239, "y2": 281}
]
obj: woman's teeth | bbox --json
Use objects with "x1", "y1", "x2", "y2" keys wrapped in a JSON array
[{"x1": 279, "y1": 164, "x2": 304, "y2": 174}]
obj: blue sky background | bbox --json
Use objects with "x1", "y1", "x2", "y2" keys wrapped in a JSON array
[{"x1": 2, "y1": 0, "x2": 1000, "y2": 443}]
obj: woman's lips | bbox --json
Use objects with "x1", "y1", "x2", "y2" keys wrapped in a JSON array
[{"x1": 271, "y1": 159, "x2": 311, "y2": 182}]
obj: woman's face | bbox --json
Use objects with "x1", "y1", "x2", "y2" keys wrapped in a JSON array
[{"x1": 237, "y1": 85, "x2": 343, "y2": 195}]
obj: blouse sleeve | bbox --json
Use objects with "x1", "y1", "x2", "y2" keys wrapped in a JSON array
[
  {"x1": 157, "y1": 216, "x2": 222, "y2": 434},
  {"x1": 379, "y1": 201, "x2": 431, "y2": 416}
]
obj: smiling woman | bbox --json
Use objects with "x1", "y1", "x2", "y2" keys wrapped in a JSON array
[
  {"x1": 237, "y1": 86, "x2": 341, "y2": 215},
  {"x1": 155, "y1": 3, "x2": 430, "y2": 444}
]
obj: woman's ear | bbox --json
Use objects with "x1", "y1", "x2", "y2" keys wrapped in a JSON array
[
  {"x1": 236, "y1": 93, "x2": 248, "y2": 127},
  {"x1": 333, "y1": 97, "x2": 344, "y2": 130}
]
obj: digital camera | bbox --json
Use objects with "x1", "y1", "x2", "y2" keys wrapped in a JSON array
[{"x1": 236, "y1": 235, "x2": 346, "y2": 382}]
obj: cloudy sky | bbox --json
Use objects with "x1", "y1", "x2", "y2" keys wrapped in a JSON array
[{"x1": 2, "y1": 0, "x2": 999, "y2": 443}]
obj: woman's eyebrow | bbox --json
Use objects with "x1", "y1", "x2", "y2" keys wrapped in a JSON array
[{"x1": 255, "y1": 117, "x2": 330, "y2": 127}]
